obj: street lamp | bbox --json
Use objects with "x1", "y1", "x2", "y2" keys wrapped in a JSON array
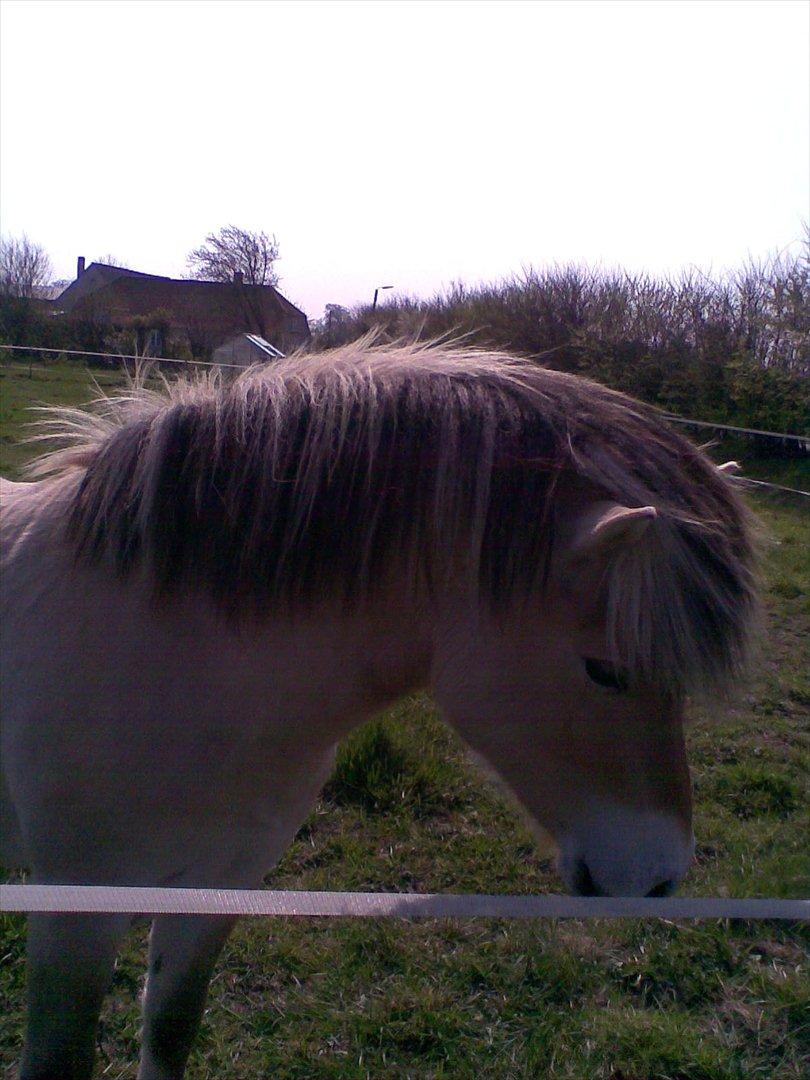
[{"x1": 372, "y1": 284, "x2": 394, "y2": 310}]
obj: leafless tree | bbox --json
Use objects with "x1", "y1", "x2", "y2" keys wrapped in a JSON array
[
  {"x1": 187, "y1": 226, "x2": 280, "y2": 286},
  {"x1": 0, "y1": 234, "x2": 53, "y2": 297}
]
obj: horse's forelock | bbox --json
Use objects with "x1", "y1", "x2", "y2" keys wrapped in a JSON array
[
  {"x1": 567, "y1": 423, "x2": 761, "y2": 697},
  {"x1": 600, "y1": 513, "x2": 760, "y2": 699},
  {"x1": 43, "y1": 340, "x2": 758, "y2": 696}
]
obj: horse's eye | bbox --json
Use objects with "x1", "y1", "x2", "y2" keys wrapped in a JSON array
[{"x1": 584, "y1": 657, "x2": 629, "y2": 692}]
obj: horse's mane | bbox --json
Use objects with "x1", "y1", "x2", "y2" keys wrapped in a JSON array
[{"x1": 29, "y1": 339, "x2": 759, "y2": 696}]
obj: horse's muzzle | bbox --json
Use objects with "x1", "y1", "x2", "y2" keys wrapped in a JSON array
[{"x1": 557, "y1": 806, "x2": 695, "y2": 898}]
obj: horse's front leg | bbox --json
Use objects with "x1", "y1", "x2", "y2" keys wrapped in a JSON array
[
  {"x1": 136, "y1": 746, "x2": 339, "y2": 1078},
  {"x1": 137, "y1": 913, "x2": 238, "y2": 1080},
  {"x1": 21, "y1": 911, "x2": 132, "y2": 1080}
]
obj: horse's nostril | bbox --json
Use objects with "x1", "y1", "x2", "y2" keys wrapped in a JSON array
[
  {"x1": 573, "y1": 861, "x2": 606, "y2": 897},
  {"x1": 647, "y1": 878, "x2": 676, "y2": 898}
]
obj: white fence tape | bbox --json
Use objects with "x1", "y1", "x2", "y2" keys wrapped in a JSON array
[{"x1": 1, "y1": 885, "x2": 807, "y2": 921}]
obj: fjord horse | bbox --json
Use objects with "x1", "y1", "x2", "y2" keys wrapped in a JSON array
[{"x1": 1, "y1": 341, "x2": 758, "y2": 1078}]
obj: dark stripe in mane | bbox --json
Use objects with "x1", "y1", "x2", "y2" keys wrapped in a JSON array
[{"x1": 36, "y1": 341, "x2": 759, "y2": 695}]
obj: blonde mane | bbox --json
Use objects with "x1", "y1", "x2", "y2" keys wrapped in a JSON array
[{"x1": 28, "y1": 339, "x2": 759, "y2": 695}]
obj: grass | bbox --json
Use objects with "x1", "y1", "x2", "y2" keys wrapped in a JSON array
[
  {"x1": 1, "y1": 363, "x2": 808, "y2": 1078},
  {"x1": 0, "y1": 361, "x2": 133, "y2": 476}
]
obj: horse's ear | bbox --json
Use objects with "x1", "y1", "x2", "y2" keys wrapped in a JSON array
[{"x1": 567, "y1": 502, "x2": 657, "y2": 564}]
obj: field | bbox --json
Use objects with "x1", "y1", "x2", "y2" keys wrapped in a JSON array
[
  {"x1": 1, "y1": 362, "x2": 808, "y2": 1078},
  {"x1": 0, "y1": 361, "x2": 154, "y2": 477}
]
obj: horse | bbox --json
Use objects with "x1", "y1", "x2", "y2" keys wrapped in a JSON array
[{"x1": 0, "y1": 340, "x2": 759, "y2": 1079}]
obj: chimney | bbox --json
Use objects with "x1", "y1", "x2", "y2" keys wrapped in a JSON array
[
  {"x1": 233, "y1": 270, "x2": 244, "y2": 285},
  {"x1": 77, "y1": 256, "x2": 86, "y2": 279}
]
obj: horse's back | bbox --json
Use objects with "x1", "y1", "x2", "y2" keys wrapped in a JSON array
[
  {"x1": 1, "y1": 474, "x2": 69, "y2": 617},
  {"x1": 0, "y1": 475, "x2": 38, "y2": 502},
  {"x1": 0, "y1": 474, "x2": 35, "y2": 525},
  {"x1": 1, "y1": 474, "x2": 51, "y2": 559}
]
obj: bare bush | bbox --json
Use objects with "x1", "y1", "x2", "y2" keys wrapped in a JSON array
[{"x1": 311, "y1": 250, "x2": 809, "y2": 435}]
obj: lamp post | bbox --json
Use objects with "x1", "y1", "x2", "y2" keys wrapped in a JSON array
[{"x1": 372, "y1": 284, "x2": 394, "y2": 310}]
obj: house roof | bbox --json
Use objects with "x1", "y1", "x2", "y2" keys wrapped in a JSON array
[
  {"x1": 54, "y1": 263, "x2": 166, "y2": 312},
  {"x1": 55, "y1": 263, "x2": 308, "y2": 324}
]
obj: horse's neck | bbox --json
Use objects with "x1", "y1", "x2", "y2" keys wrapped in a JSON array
[
  {"x1": 5, "y1": 545, "x2": 431, "y2": 741},
  {"x1": 235, "y1": 603, "x2": 433, "y2": 737}
]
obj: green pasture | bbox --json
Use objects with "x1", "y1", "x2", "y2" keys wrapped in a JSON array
[
  {"x1": 1, "y1": 362, "x2": 808, "y2": 1078},
  {"x1": 0, "y1": 360, "x2": 145, "y2": 476}
]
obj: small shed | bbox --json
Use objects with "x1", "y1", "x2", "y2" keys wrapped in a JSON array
[{"x1": 212, "y1": 333, "x2": 286, "y2": 369}]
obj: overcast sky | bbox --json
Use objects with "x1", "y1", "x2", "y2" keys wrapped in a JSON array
[{"x1": 1, "y1": 0, "x2": 807, "y2": 320}]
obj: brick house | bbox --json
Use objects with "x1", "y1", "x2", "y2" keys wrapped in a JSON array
[{"x1": 52, "y1": 258, "x2": 310, "y2": 357}]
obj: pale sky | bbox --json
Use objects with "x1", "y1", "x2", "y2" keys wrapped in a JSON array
[{"x1": 1, "y1": 0, "x2": 807, "y2": 320}]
